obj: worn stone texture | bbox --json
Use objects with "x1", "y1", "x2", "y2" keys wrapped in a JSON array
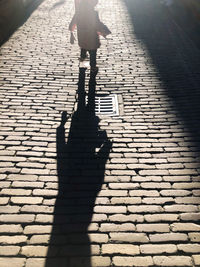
[{"x1": 0, "y1": 0, "x2": 200, "y2": 266}]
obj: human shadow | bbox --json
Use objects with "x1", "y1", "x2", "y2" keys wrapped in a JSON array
[
  {"x1": 45, "y1": 68, "x2": 112, "y2": 267},
  {"x1": 124, "y1": 0, "x2": 200, "y2": 148}
]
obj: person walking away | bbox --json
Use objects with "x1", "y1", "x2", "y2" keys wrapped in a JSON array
[{"x1": 69, "y1": 0, "x2": 111, "y2": 73}]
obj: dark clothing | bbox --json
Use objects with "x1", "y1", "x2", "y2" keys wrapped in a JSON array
[
  {"x1": 81, "y1": 49, "x2": 97, "y2": 67},
  {"x1": 69, "y1": 6, "x2": 111, "y2": 50}
]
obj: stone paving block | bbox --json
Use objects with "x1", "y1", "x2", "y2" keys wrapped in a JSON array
[
  {"x1": 177, "y1": 244, "x2": 200, "y2": 253},
  {"x1": 160, "y1": 190, "x2": 191, "y2": 196},
  {"x1": 0, "y1": 235, "x2": 27, "y2": 245},
  {"x1": 188, "y1": 233, "x2": 200, "y2": 242},
  {"x1": 110, "y1": 197, "x2": 141, "y2": 204},
  {"x1": 0, "y1": 246, "x2": 20, "y2": 256},
  {"x1": 110, "y1": 233, "x2": 149, "y2": 243},
  {"x1": 99, "y1": 223, "x2": 135, "y2": 232},
  {"x1": 35, "y1": 214, "x2": 54, "y2": 224},
  {"x1": 173, "y1": 182, "x2": 200, "y2": 189},
  {"x1": 0, "y1": 224, "x2": 23, "y2": 233},
  {"x1": 150, "y1": 233, "x2": 188, "y2": 242},
  {"x1": 140, "y1": 244, "x2": 177, "y2": 254},
  {"x1": 108, "y1": 182, "x2": 139, "y2": 189},
  {"x1": 141, "y1": 182, "x2": 171, "y2": 189},
  {"x1": 1, "y1": 188, "x2": 32, "y2": 196},
  {"x1": 144, "y1": 214, "x2": 179, "y2": 222},
  {"x1": 0, "y1": 181, "x2": 11, "y2": 188},
  {"x1": 33, "y1": 189, "x2": 57, "y2": 196},
  {"x1": 10, "y1": 197, "x2": 43, "y2": 204},
  {"x1": 94, "y1": 205, "x2": 126, "y2": 214},
  {"x1": 24, "y1": 225, "x2": 53, "y2": 234},
  {"x1": 91, "y1": 214, "x2": 108, "y2": 222},
  {"x1": 21, "y1": 205, "x2": 53, "y2": 213},
  {"x1": 129, "y1": 190, "x2": 160, "y2": 197},
  {"x1": 193, "y1": 190, "x2": 200, "y2": 196},
  {"x1": 109, "y1": 214, "x2": 144, "y2": 223},
  {"x1": 136, "y1": 224, "x2": 170, "y2": 233},
  {"x1": 0, "y1": 168, "x2": 19, "y2": 174},
  {"x1": 113, "y1": 256, "x2": 153, "y2": 266},
  {"x1": 0, "y1": 257, "x2": 26, "y2": 267},
  {"x1": 7, "y1": 174, "x2": 38, "y2": 181},
  {"x1": 88, "y1": 234, "x2": 109, "y2": 243},
  {"x1": 21, "y1": 168, "x2": 50, "y2": 175},
  {"x1": 171, "y1": 223, "x2": 200, "y2": 232},
  {"x1": 12, "y1": 181, "x2": 44, "y2": 188},
  {"x1": 0, "y1": 197, "x2": 9, "y2": 205},
  {"x1": 142, "y1": 197, "x2": 174, "y2": 204},
  {"x1": 193, "y1": 255, "x2": 200, "y2": 266},
  {"x1": 29, "y1": 235, "x2": 50, "y2": 244},
  {"x1": 97, "y1": 190, "x2": 128, "y2": 197},
  {"x1": 25, "y1": 258, "x2": 47, "y2": 267},
  {"x1": 180, "y1": 213, "x2": 200, "y2": 221},
  {"x1": 102, "y1": 244, "x2": 139, "y2": 255},
  {"x1": 164, "y1": 204, "x2": 198, "y2": 212},
  {"x1": 0, "y1": 214, "x2": 35, "y2": 223},
  {"x1": 21, "y1": 245, "x2": 51, "y2": 257},
  {"x1": 0, "y1": 205, "x2": 20, "y2": 213},
  {"x1": 128, "y1": 205, "x2": 163, "y2": 213},
  {"x1": 153, "y1": 256, "x2": 193, "y2": 266}
]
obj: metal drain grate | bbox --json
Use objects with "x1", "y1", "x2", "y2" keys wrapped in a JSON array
[{"x1": 95, "y1": 94, "x2": 119, "y2": 116}]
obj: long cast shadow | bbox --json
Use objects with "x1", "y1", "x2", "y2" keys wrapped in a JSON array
[
  {"x1": 124, "y1": 0, "x2": 200, "y2": 148},
  {"x1": 45, "y1": 68, "x2": 112, "y2": 267}
]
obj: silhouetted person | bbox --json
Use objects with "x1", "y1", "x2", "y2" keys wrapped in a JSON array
[
  {"x1": 45, "y1": 68, "x2": 112, "y2": 267},
  {"x1": 69, "y1": 0, "x2": 111, "y2": 72}
]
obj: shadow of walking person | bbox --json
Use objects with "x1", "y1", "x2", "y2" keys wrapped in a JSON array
[{"x1": 45, "y1": 68, "x2": 112, "y2": 267}]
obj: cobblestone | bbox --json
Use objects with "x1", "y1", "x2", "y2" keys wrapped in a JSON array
[
  {"x1": 0, "y1": 246, "x2": 21, "y2": 256},
  {"x1": 21, "y1": 246, "x2": 50, "y2": 257},
  {"x1": 136, "y1": 224, "x2": 170, "y2": 233},
  {"x1": 0, "y1": 0, "x2": 200, "y2": 265},
  {"x1": 113, "y1": 256, "x2": 153, "y2": 266},
  {"x1": 110, "y1": 233, "x2": 149, "y2": 243},
  {"x1": 100, "y1": 223, "x2": 135, "y2": 232},
  {"x1": 153, "y1": 256, "x2": 193, "y2": 266},
  {"x1": 10, "y1": 197, "x2": 43, "y2": 204},
  {"x1": 171, "y1": 223, "x2": 200, "y2": 232},
  {"x1": 193, "y1": 255, "x2": 200, "y2": 266},
  {"x1": 0, "y1": 235, "x2": 27, "y2": 245},
  {"x1": 140, "y1": 244, "x2": 177, "y2": 254},
  {"x1": 0, "y1": 258, "x2": 26, "y2": 267},
  {"x1": 150, "y1": 233, "x2": 188, "y2": 242},
  {"x1": 188, "y1": 233, "x2": 200, "y2": 242},
  {"x1": 102, "y1": 244, "x2": 139, "y2": 255}
]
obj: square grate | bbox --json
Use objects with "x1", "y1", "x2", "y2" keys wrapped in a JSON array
[{"x1": 94, "y1": 94, "x2": 119, "y2": 116}]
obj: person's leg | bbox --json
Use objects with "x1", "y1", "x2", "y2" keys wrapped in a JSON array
[
  {"x1": 89, "y1": 50, "x2": 97, "y2": 68},
  {"x1": 80, "y1": 48, "x2": 87, "y2": 61}
]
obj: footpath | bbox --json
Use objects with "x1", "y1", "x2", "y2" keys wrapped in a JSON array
[{"x1": 0, "y1": 0, "x2": 200, "y2": 266}]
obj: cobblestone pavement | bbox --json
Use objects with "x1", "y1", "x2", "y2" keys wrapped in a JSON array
[{"x1": 1, "y1": 0, "x2": 200, "y2": 266}]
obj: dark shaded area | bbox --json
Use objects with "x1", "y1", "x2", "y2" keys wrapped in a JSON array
[
  {"x1": 166, "y1": 1, "x2": 200, "y2": 49},
  {"x1": 0, "y1": 0, "x2": 45, "y2": 46},
  {"x1": 45, "y1": 69, "x2": 111, "y2": 267},
  {"x1": 124, "y1": 0, "x2": 200, "y2": 146}
]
